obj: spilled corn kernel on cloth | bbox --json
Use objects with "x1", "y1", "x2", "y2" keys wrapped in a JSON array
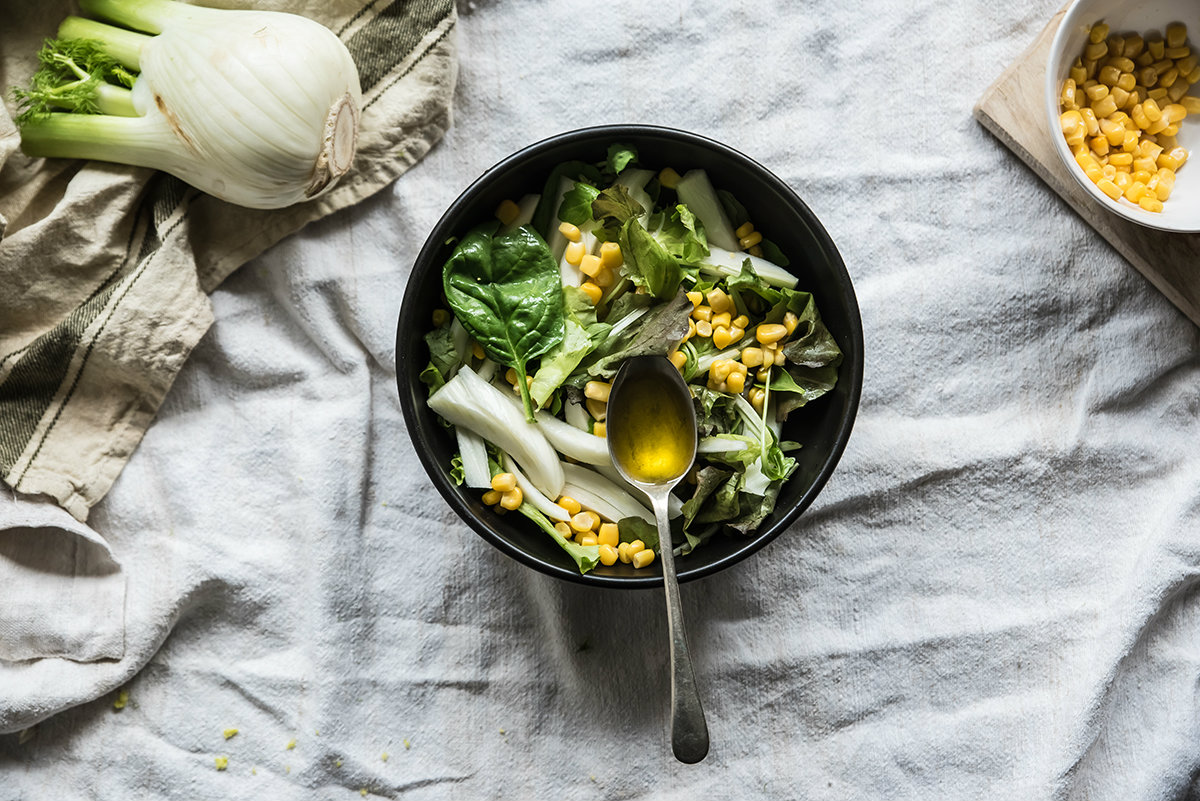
[{"x1": 0, "y1": 0, "x2": 455, "y2": 712}]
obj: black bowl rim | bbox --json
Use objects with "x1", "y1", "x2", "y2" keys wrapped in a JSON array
[{"x1": 396, "y1": 123, "x2": 864, "y2": 588}]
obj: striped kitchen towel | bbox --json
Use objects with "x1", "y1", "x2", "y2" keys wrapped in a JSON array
[{"x1": 0, "y1": 0, "x2": 458, "y2": 521}]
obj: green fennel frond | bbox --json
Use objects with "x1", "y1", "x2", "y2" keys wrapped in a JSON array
[{"x1": 12, "y1": 38, "x2": 137, "y2": 124}]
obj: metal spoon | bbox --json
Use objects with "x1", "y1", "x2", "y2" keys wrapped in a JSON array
[{"x1": 607, "y1": 355, "x2": 709, "y2": 764}]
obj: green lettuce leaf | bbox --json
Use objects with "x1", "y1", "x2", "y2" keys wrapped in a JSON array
[
  {"x1": 619, "y1": 217, "x2": 682, "y2": 300},
  {"x1": 607, "y1": 143, "x2": 638, "y2": 176},
  {"x1": 558, "y1": 181, "x2": 601, "y2": 226}
]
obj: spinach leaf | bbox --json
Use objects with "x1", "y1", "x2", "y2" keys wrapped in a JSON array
[
  {"x1": 559, "y1": 181, "x2": 601, "y2": 226},
  {"x1": 607, "y1": 143, "x2": 638, "y2": 176},
  {"x1": 442, "y1": 222, "x2": 565, "y2": 421},
  {"x1": 619, "y1": 217, "x2": 682, "y2": 300}
]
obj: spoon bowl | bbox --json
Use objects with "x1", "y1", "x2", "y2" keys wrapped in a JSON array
[{"x1": 607, "y1": 355, "x2": 709, "y2": 764}]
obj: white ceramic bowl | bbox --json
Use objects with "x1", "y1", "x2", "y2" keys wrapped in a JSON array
[{"x1": 1046, "y1": 0, "x2": 1200, "y2": 232}]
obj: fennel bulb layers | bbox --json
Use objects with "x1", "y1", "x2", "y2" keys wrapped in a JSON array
[{"x1": 17, "y1": 0, "x2": 362, "y2": 210}]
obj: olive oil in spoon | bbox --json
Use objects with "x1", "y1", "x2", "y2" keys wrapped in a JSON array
[{"x1": 607, "y1": 355, "x2": 709, "y2": 764}]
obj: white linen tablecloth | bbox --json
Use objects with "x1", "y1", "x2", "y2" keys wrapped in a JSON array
[{"x1": 4, "y1": 1, "x2": 1200, "y2": 798}]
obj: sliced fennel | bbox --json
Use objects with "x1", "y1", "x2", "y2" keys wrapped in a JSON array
[
  {"x1": 13, "y1": 0, "x2": 361, "y2": 209},
  {"x1": 675, "y1": 169, "x2": 739, "y2": 250},
  {"x1": 427, "y1": 366, "x2": 564, "y2": 498},
  {"x1": 457, "y1": 428, "x2": 491, "y2": 489},
  {"x1": 697, "y1": 245, "x2": 798, "y2": 289},
  {"x1": 560, "y1": 462, "x2": 655, "y2": 525},
  {"x1": 499, "y1": 392, "x2": 610, "y2": 466},
  {"x1": 503, "y1": 454, "x2": 570, "y2": 522}
]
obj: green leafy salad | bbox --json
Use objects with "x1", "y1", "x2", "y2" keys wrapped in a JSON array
[{"x1": 419, "y1": 143, "x2": 843, "y2": 575}]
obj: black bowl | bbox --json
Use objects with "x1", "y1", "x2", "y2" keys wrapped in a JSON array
[{"x1": 396, "y1": 125, "x2": 863, "y2": 588}]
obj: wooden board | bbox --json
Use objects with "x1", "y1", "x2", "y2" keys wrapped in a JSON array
[{"x1": 973, "y1": 6, "x2": 1200, "y2": 327}]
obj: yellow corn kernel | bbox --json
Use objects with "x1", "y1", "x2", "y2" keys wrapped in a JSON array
[
  {"x1": 711, "y1": 311, "x2": 732, "y2": 330},
  {"x1": 598, "y1": 544, "x2": 619, "y2": 566},
  {"x1": 728, "y1": 325, "x2": 746, "y2": 343},
  {"x1": 627, "y1": 539, "x2": 645, "y2": 555},
  {"x1": 1139, "y1": 193, "x2": 1164, "y2": 212},
  {"x1": 564, "y1": 239, "x2": 585, "y2": 266},
  {"x1": 705, "y1": 288, "x2": 733, "y2": 314},
  {"x1": 1125, "y1": 34, "x2": 1145, "y2": 58},
  {"x1": 1143, "y1": 97, "x2": 1163, "y2": 121},
  {"x1": 1145, "y1": 116, "x2": 1170, "y2": 135},
  {"x1": 579, "y1": 253, "x2": 602, "y2": 278},
  {"x1": 1113, "y1": 171, "x2": 1131, "y2": 191},
  {"x1": 597, "y1": 523, "x2": 619, "y2": 548},
  {"x1": 1167, "y1": 80, "x2": 1191, "y2": 103},
  {"x1": 579, "y1": 281, "x2": 602, "y2": 304},
  {"x1": 741, "y1": 346, "x2": 764, "y2": 368},
  {"x1": 1109, "y1": 151, "x2": 1133, "y2": 166},
  {"x1": 1071, "y1": 58, "x2": 1087, "y2": 84},
  {"x1": 558, "y1": 221, "x2": 582, "y2": 243},
  {"x1": 748, "y1": 245, "x2": 763, "y2": 257},
  {"x1": 592, "y1": 422, "x2": 607, "y2": 438},
  {"x1": 695, "y1": 319, "x2": 713, "y2": 338},
  {"x1": 1089, "y1": 22, "x2": 1109, "y2": 44},
  {"x1": 1124, "y1": 181, "x2": 1148, "y2": 203},
  {"x1": 505, "y1": 367, "x2": 520, "y2": 385},
  {"x1": 617, "y1": 541, "x2": 632, "y2": 563},
  {"x1": 1161, "y1": 103, "x2": 1187, "y2": 124},
  {"x1": 726, "y1": 371, "x2": 746, "y2": 394},
  {"x1": 668, "y1": 350, "x2": 687, "y2": 371},
  {"x1": 1085, "y1": 41, "x2": 1109, "y2": 62},
  {"x1": 570, "y1": 511, "x2": 599, "y2": 533},
  {"x1": 749, "y1": 387, "x2": 766, "y2": 412},
  {"x1": 1178, "y1": 54, "x2": 1198, "y2": 78},
  {"x1": 1096, "y1": 177, "x2": 1122, "y2": 200},
  {"x1": 499, "y1": 487, "x2": 523, "y2": 510},
  {"x1": 584, "y1": 380, "x2": 611, "y2": 402},
  {"x1": 1102, "y1": 164, "x2": 1117, "y2": 180},
  {"x1": 711, "y1": 325, "x2": 735, "y2": 349},
  {"x1": 558, "y1": 495, "x2": 582, "y2": 516},
  {"x1": 739, "y1": 231, "x2": 763, "y2": 249},
  {"x1": 684, "y1": 317, "x2": 696, "y2": 342},
  {"x1": 495, "y1": 199, "x2": 520, "y2": 226},
  {"x1": 1132, "y1": 156, "x2": 1157, "y2": 174},
  {"x1": 1109, "y1": 56, "x2": 1135, "y2": 73},
  {"x1": 1091, "y1": 93, "x2": 1118, "y2": 118},
  {"x1": 710, "y1": 359, "x2": 735, "y2": 383},
  {"x1": 1072, "y1": 141, "x2": 1091, "y2": 159},
  {"x1": 1148, "y1": 36, "x2": 1165, "y2": 60},
  {"x1": 1187, "y1": 65, "x2": 1200, "y2": 84},
  {"x1": 1138, "y1": 139, "x2": 1165, "y2": 161},
  {"x1": 755, "y1": 323, "x2": 788, "y2": 344},
  {"x1": 1121, "y1": 130, "x2": 1140, "y2": 152},
  {"x1": 553, "y1": 521, "x2": 572, "y2": 538},
  {"x1": 1158, "y1": 146, "x2": 1188, "y2": 171},
  {"x1": 692, "y1": 304, "x2": 712, "y2": 322},
  {"x1": 482, "y1": 489, "x2": 501, "y2": 506},
  {"x1": 598, "y1": 241, "x2": 622, "y2": 269},
  {"x1": 593, "y1": 266, "x2": 615, "y2": 288},
  {"x1": 1084, "y1": 83, "x2": 1109, "y2": 104},
  {"x1": 1116, "y1": 72, "x2": 1137, "y2": 93},
  {"x1": 1085, "y1": 163, "x2": 1104, "y2": 183},
  {"x1": 734, "y1": 222, "x2": 755, "y2": 239},
  {"x1": 1088, "y1": 135, "x2": 1110, "y2": 156},
  {"x1": 1160, "y1": 66, "x2": 1181, "y2": 88},
  {"x1": 1109, "y1": 86, "x2": 1131, "y2": 109},
  {"x1": 578, "y1": 533, "x2": 598, "y2": 547},
  {"x1": 1166, "y1": 22, "x2": 1187, "y2": 49},
  {"x1": 1100, "y1": 118, "x2": 1125, "y2": 146},
  {"x1": 1083, "y1": 58, "x2": 1098, "y2": 79},
  {"x1": 585, "y1": 396, "x2": 606, "y2": 422},
  {"x1": 731, "y1": 314, "x2": 749, "y2": 329},
  {"x1": 1098, "y1": 65, "x2": 1121, "y2": 86},
  {"x1": 632, "y1": 549, "x2": 655, "y2": 569},
  {"x1": 471, "y1": 341, "x2": 485, "y2": 360},
  {"x1": 658, "y1": 167, "x2": 681, "y2": 189},
  {"x1": 1154, "y1": 168, "x2": 1176, "y2": 200},
  {"x1": 782, "y1": 311, "x2": 799, "y2": 335},
  {"x1": 686, "y1": 290, "x2": 704, "y2": 308},
  {"x1": 1061, "y1": 109, "x2": 1086, "y2": 143},
  {"x1": 1131, "y1": 169, "x2": 1153, "y2": 186},
  {"x1": 774, "y1": 348, "x2": 786, "y2": 367},
  {"x1": 491, "y1": 472, "x2": 517, "y2": 492}
]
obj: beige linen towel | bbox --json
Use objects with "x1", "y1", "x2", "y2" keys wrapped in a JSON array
[{"x1": 0, "y1": 0, "x2": 458, "y2": 521}]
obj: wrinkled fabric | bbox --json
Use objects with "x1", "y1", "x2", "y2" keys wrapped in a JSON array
[{"x1": 3, "y1": 1, "x2": 1200, "y2": 799}]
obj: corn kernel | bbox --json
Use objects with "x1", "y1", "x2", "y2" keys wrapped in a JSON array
[
  {"x1": 1089, "y1": 22, "x2": 1109, "y2": 44},
  {"x1": 554, "y1": 521, "x2": 572, "y2": 538},
  {"x1": 557, "y1": 496, "x2": 581, "y2": 515},
  {"x1": 593, "y1": 266, "x2": 615, "y2": 288},
  {"x1": 1091, "y1": 93, "x2": 1118, "y2": 118},
  {"x1": 1124, "y1": 181, "x2": 1148, "y2": 203},
  {"x1": 755, "y1": 323, "x2": 788, "y2": 344},
  {"x1": 1153, "y1": 168, "x2": 1176, "y2": 200},
  {"x1": 695, "y1": 319, "x2": 712, "y2": 338},
  {"x1": 739, "y1": 231, "x2": 763, "y2": 249},
  {"x1": 592, "y1": 422, "x2": 606, "y2": 438},
  {"x1": 1061, "y1": 109, "x2": 1085, "y2": 142},
  {"x1": 710, "y1": 359, "x2": 735, "y2": 383},
  {"x1": 1158, "y1": 146, "x2": 1188, "y2": 171},
  {"x1": 1125, "y1": 34, "x2": 1145, "y2": 58},
  {"x1": 1096, "y1": 178, "x2": 1122, "y2": 200},
  {"x1": 711, "y1": 325, "x2": 735, "y2": 349},
  {"x1": 658, "y1": 167, "x2": 681, "y2": 189},
  {"x1": 558, "y1": 221, "x2": 582, "y2": 242},
  {"x1": 500, "y1": 488, "x2": 523, "y2": 510},
  {"x1": 1166, "y1": 22, "x2": 1187, "y2": 49},
  {"x1": 1098, "y1": 65, "x2": 1121, "y2": 86},
  {"x1": 749, "y1": 387, "x2": 766, "y2": 412},
  {"x1": 482, "y1": 489, "x2": 501, "y2": 506},
  {"x1": 1071, "y1": 59, "x2": 1087, "y2": 84},
  {"x1": 668, "y1": 350, "x2": 687, "y2": 371},
  {"x1": 471, "y1": 341, "x2": 485, "y2": 360},
  {"x1": 627, "y1": 539, "x2": 645, "y2": 555},
  {"x1": 495, "y1": 199, "x2": 520, "y2": 226},
  {"x1": 578, "y1": 533, "x2": 598, "y2": 547},
  {"x1": 734, "y1": 222, "x2": 755, "y2": 239},
  {"x1": 705, "y1": 288, "x2": 732, "y2": 314},
  {"x1": 598, "y1": 241, "x2": 622, "y2": 269},
  {"x1": 1139, "y1": 193, "x2": 1164, "y2": 212},
  {"x1": 585, "y1": 396, "x2": 606, "y2": 422},
  {"x1": 711, "y1": 311, "x2": 732, "y2": 330},
  {"x1": 1132, "y1": 169, "x2": 1153, "y2": 185},
  {"x1": 491, "y1": 472, "x2": 517, "y2": 492},
  {"x1": 597, "y1": 523, "x2": 619, "y2": 547},
  {"x1": 617, "y1": 541, "x2": 632, "y2": 563},
  {"x1": 1085, "y1": 41, "x2": 1108, "y2": 62},
  {"x1": 1148, "y1": 36, "x2": 1165, "y2": 60},
  {"x1": 564, "y1": 239, "x2": 585, "y2": 266},
  {"x1": 579, "y1": 254, "x2": 602, "y2": 278},
  {"x1": 570, "y1": 511, "x2": 599, "y2": 533},
  {"x1": 741, "y1": 346, "x2": 764, "y2": 367},
  {"x1": 1109, "y1": 152, "x2": 1133, "y2": 166},
  {"x1": 726, "y1": 371, "x2": 746, "y2": 394},
  {"x1": 632, "y1": 549, "x2": 655, "y2": 569},
  {"x1": 584, "y1": 380, "x2": 611, "y2": 402},
  {"x1": 686, "y1": 290, "x2": 704, "y2": 308},
  {"x1": 1116, "y1": 72, "x2": 1137, "y2": 92},
  {"x1": 579, "y1": 281, "x2": 602, "y2": 304},
  {"x1": 598, "y1": 544, "x2": 619, "y2": 566},
  {"x1": 731, "y1": 314, "x2": 749, "y2": 329},
  {"x1": 692, "y1": 305, "x2": 712, "y2": 322}
]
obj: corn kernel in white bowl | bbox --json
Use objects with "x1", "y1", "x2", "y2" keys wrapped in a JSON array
[{"x1": 1046, "y1": 0, "x2": 1200, "y2": 232}]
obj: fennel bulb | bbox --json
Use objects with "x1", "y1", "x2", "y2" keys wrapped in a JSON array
[{"x1": 13, "y1": 0, "x2": 362, "y2": 210}]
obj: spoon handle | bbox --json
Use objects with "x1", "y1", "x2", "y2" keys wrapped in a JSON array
[{"x1": 652, "y1": 493, "x2": 709, "y2": 764}]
